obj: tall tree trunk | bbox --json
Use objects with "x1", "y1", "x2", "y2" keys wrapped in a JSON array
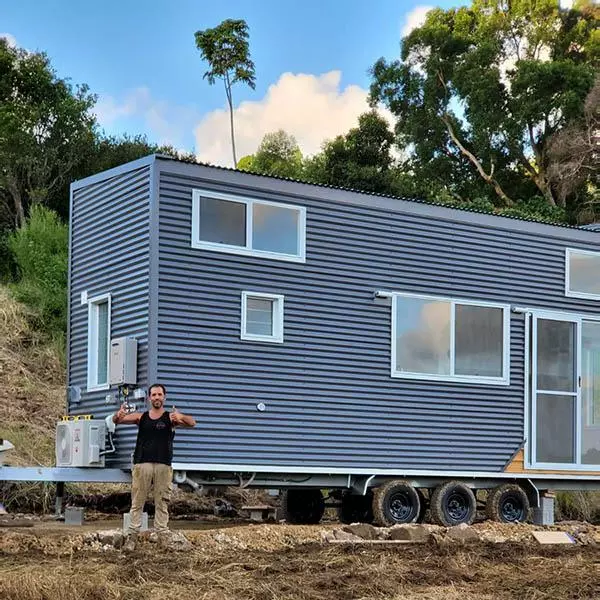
[
  {"x1": 225, "y1": 74, "x2": 237, "y2": 168},
  {"x1": 441, "y1": 115, "x2": 514, "y2": 207},
  {"x1": 6, "y1": 176, "x2": 25, "y2": 228}
]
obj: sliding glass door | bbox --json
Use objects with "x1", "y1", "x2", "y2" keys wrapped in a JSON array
[
  {"x1": 582, "y1": 322, "x2": 600, "y2": 465},
  {"x1": 530, "y1": 313, "x2": 600, "y2": 469}
]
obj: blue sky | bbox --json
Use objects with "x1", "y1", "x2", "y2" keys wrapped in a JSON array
[{"x1": 2, "y1": 0, "x2": 465, "y2": 165}]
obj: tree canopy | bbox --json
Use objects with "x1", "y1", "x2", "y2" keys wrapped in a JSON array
[
  {"x1": 0, "y1": 39, "x2": 97, "y2": 228},
  {"x1": 304, "y1": 110, "x2": 408, "y2": 195},
  {"x1": 369, "y1": 0, "x2": 600, "y2": 216},
  {"x1": 238, "y1": 130, "x2": 304, "y2": 178}
]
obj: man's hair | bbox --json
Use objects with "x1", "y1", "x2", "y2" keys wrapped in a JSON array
[{"x1": 148, "y1": 383, "x2": 167, "y2": 395}]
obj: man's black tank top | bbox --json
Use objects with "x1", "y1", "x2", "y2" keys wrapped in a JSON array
[{"x1": 133, "y1": 411, "x2": 174, "y2": 465}]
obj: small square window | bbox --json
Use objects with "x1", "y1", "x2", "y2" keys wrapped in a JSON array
[
  {"x1": 241, "y1": 292, "x2": 284, "y2": 343},
  {"x1": 566, "y1": 248, "x2": 600, "y2": 300}
]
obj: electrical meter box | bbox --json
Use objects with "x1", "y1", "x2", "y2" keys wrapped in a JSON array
[
  {"x1": 109, "y1": 336, "x2": 138, "y2": 385},
  {"x1": 55, "y1": 419, "x2": 106, "y2": 467}
]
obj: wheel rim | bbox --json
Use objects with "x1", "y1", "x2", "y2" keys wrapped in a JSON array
[
  {"x1": 446, "y1": 492, "x2": 470, "y2": 522},
  {"x1": 500, "y1": 494, "x2": 525, "y2": 522},
  {"x1": 389, "y1": 491, "x2": 416, "y2": 522}
]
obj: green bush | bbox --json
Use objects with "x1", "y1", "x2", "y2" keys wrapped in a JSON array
[
  {"x1": 7, "y1": 205, "x2": 68, "y2": 348},
  {"x1": 556, "y1": 491, "x2": 600, "y2": 524}
]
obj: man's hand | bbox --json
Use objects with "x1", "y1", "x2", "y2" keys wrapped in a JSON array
[
  {"x1": 171, "y1": 406, "x2": 183, "y2": 425},
  {"x1": 113, "y1": 404, "x2": 141, "y2": 425},
  {"x1": 113, "y1": 403, "x2": 128, "y2": 423},
  {"x1": 170, "y1": 406, "x2": 195, "y2": 427}
]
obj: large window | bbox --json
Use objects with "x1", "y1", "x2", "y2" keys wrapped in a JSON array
[
  {"x1": 192, "y1": 190, "x2": 306, "y2": 262},
  {"x1": 391, "y1": 293, "x2": 510, "y2": 384},
  {"x1": 241, "y1": 292, "x2": 284, "y2": 343},
  {"x1": 87, "y1": 294, "x2": 111, "y2": 390},
  {"x1": 566, "y1": 248, "x2": 600, "y2": 300}
]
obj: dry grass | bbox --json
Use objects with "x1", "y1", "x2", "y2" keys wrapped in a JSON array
[
  {"x1": 0, "y1": 286, "x2": 65, "y2": 467},
  {"x1": 1, "y1": 535, "x2": 600, "y2": 600}
]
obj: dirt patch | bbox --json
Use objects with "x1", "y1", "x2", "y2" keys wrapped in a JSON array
[{"x1": 2, "y1": 522, "x2": 600, "y2": 599}]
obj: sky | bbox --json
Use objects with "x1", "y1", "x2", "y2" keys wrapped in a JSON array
[{"x1": 1, "y1": 0, "x2": 469, "y2": 167}]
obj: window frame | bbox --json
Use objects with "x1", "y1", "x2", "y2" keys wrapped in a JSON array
[
  {"x1": 241, "y1": 291, "x2": 284, "y2": 344},
  {"x1": 565, "y1": 247, "x2": 600, "y2": 301},
  {"x1": 390, "y1": 291, "x2": 511, "y2": 386},
  {"x1": 191, "y1": 189, "x2": 306, "y2": 263},
  {"x1": 87, "y1": 293, "x2": 112, "y2": 391}
]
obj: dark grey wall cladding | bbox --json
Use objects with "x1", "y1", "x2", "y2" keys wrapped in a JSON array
[
  {"x1": 68, "y1": 165, "x2": 151, "y2": 464},
  {"x1": 155, "y1": 162, "x2": 599, "y2": 472}
]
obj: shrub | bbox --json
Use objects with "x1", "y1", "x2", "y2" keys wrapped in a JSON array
[
  {"x1": 556, "y1": 491, "x2": 600, "y2": 523},
  {"x1": 7, "y1": 205, "x2": 68, "y2": 348}
]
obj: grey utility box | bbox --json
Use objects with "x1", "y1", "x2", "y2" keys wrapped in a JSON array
[{"x1": 109, "y1": 337, "x2": 138, "y2": 386}]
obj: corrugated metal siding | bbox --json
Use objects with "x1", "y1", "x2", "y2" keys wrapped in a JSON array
[
  {"x1": 68, "y1": 166, "x2": 151, "y2": 465},
  {"x1": 156, "y1": 165, "x2": 599, "y2": 472}
]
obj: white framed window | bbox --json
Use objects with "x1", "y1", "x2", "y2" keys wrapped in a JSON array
[
  {"x1": 87, "y1": 293, "x2": 111, "y2": 391},
  {"x1": 391, "y1": 292, "x2": 510, "y2": 385},
  {"x1": 191, "y1": 189, "x2": 306, "y2": 263},
  {"x1": 566, "y1": 248, "x2": 600, "y2": 300},
  {"x1": 241, "y1": 292, "x2": 284, "y2": 343}
]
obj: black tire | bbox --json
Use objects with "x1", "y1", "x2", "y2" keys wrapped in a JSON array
[
  {"x1": 485, "y1": 484, "x2": 530, "y2": 523},
  {"x1": 430, "y1": 481, "x2": 477, "y2": 526},
  {"x1": 338, "y1": 491, "x2": 374, "y2": 524},
  {"x1": 373, "y1": 480, "x2": 421, "y2": 526},
  {"x1": 280, "y1": 488, "x2": 325, "y2": 524},
  {"x1": 416, "y1": 488, "x2": 428, "y2": 523}
]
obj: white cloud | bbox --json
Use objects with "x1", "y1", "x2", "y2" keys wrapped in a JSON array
[
  {"x1": 93, "y1": 70, "x2": 396, "y2": 167},
  {"x1": 194, "y1": 70, "x2": 393, "y2": 167},
  {"x1": 93, "y1": 87, "x2": 199, "y2": 151},
  {"x1": 0, "y1": 33, "x2": 17, "y2": 48},
  {"x1": 401, "y1": 6, "x2": 434, "y2": 38}
]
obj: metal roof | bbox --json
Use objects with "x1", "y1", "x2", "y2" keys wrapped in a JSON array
[{"x1": 155, "y1": 153, "x2": 593, "y2": 232}]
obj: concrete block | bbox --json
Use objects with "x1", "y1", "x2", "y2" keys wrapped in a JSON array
[
  {"x1": 122, "y1": 511, "x2": 148, "y2": 533},
  {"x1": 64, "y1": 506, "x2": 84, "y2": 526},
  {"x1": 532, "y1": 496, "x2": 554, "y2": 526}
]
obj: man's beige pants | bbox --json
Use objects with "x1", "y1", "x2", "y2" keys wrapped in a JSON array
[{"x1": 127, "y1": 463, "x2": 173, "y2": 535}]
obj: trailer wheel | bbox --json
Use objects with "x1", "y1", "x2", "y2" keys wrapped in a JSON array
[
  {"x1": 416, "y1": 488, "x2": 428, "y2": 523},
  {"x1": 486, "y1": 484, "x2": 530, "y2": 523},
  {"x1": 430, "y1": 481, "x2": 476, "y2": 526},
  {"x1": 373, "y1": 480, "x2": 421, "y2": 526},
  {"x1": 338, "y1": 491, "x2": 374, "y2": 524},
  {"x1": 280, "y1": 489, "x2": 325, "y2": 524}
]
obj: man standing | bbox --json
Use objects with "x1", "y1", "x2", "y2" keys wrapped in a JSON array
[{"x1": 113, "y1": 383, "x2": 196, "y2": 549}]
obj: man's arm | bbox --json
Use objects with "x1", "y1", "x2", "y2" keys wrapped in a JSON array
[
  {"x1": 170, "y1": 408, "x2": 196, "y2": 428},
  {"x1": 113, "y1": 404, "x2": 142, "y2": 425}
]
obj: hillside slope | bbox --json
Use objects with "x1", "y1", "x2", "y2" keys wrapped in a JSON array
[{"x1": 0, "y1": 285, "x2": 64, "y2": 466}]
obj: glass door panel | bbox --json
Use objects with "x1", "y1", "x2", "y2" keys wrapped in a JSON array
[
  {"x1": 581, "y1": 321, "x2": 600, "y2": 465},
  {"x1": 533, "y1": 317, "x2": 578, "y2": 466},
  {"x1": 536, "y1": 394, "x2": 575, "y2": 463}
]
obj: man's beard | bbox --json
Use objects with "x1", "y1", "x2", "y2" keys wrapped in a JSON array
[{"x1": 152, "y1": 400, "x2": 163, "y2": 408}]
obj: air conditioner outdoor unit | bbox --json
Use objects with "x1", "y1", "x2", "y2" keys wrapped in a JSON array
[{"x1": 55, "y1": 419, "x2": 106, "y2": 468}]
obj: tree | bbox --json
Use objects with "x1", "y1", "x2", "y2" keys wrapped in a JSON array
[
  {"x1": 0, "y1": 40, "x2": 97, "y2": 228},
  {"x1": 369, "y1": 0, "x2": 599, "y2": 209},
  {"x1": 239, "y1": 130, "x2": 304, "y2": 178},
  {"x1": 304, "y1": 111, "x2": 411, "y2": 195},
  {"x1": 547, "y1": 76, "x2": 600, "y2": 220},
  {"x1": 195, "y1": 19, "x2": 256, "y2": 167}
]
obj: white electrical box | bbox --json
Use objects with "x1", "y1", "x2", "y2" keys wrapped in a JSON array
[
  {"x1": 109, "y1": 337, "x2": 138, "y2": 386},
  {"x1": 55, "y1": 419, "x2": 106, "y2": 467}
]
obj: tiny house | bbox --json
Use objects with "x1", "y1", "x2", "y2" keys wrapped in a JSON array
[{"x1": 67, "y1": 154, "x2": 600, "y2": 526}]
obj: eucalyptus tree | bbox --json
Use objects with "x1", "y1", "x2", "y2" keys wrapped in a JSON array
[{"x1": 195, "y1": 19, "x2": 256, "y2": 167}]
